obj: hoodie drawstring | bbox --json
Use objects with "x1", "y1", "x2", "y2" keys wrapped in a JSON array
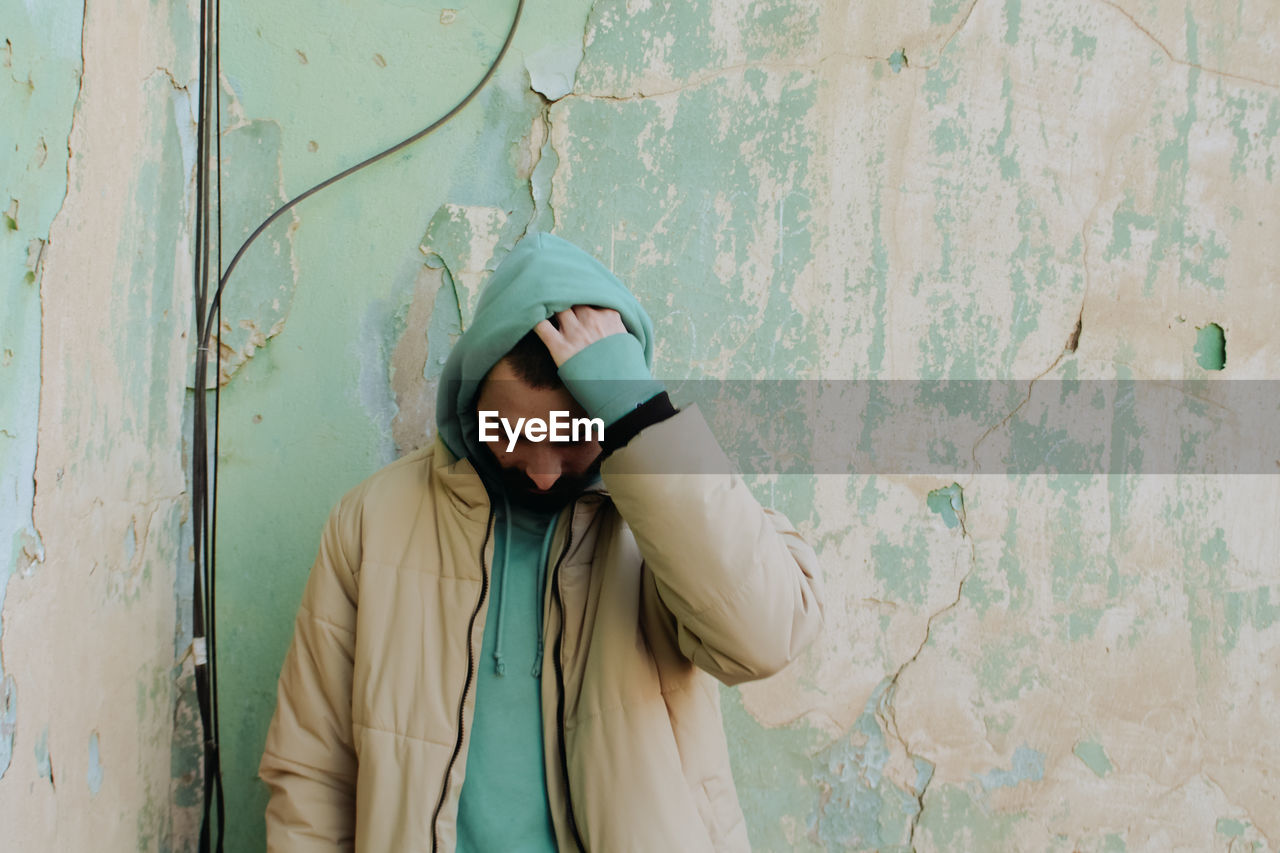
[
  {"x1": 492, "y1": 494, "x2": 513, "y2": 676},
  {"x1": 492, "y1": 496, "x2": 561, "y2": 678},
  {"x1": 531, "y1": 519, "x2": 557, "y2": 678}
]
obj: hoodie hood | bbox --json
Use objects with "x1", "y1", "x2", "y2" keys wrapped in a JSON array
[{"x1": 435, "y1": 231, "x2": 655, "y2": 471}]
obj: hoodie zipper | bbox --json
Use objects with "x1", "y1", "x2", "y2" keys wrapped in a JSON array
[
  {"x1": 550, "y1": 499, "x2": 586, "y2": 852},
  {"x1": 430, "y1": 506, "x2": 495, "y2": 853}
]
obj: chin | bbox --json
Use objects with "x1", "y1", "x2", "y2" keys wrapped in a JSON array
[{"x1": 508, "y1": 487, "x2": 578, "y2": 513}]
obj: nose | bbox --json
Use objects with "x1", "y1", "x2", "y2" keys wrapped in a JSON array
[
  {"x1": 523, "y1": 449, "x2": 563, "y2": 491},
  {"x1": 527, "y1": 470, "x2": 560, "y2": 491}
]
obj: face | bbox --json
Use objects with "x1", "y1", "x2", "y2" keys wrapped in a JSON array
[{"x1": 473, "y1": 359, "x2": 603, "y2": 512}]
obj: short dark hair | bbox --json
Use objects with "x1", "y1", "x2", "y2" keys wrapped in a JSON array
[{"x1": 499, "y1": 329, "x2": 561, "y2": 389}]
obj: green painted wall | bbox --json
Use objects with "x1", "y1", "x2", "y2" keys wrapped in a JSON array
[
  {"x1": 213, "y1": 0, "x2": 1280, "y2": 850},
  {"x1": 1, "y1": 0, "x2": 198, "y2": 848},
  {"x1": 2, "y1": 0, "x2": 1277, "y2": 850},
  {"x1": 0, "y1": 0, "x2": 81, "y2": 784}
]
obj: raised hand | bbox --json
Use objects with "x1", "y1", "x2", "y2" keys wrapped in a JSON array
[{"x1": 533, "y1": 306, "x2": 628, "y2": 366}]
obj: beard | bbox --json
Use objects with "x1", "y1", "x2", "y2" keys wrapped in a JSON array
[{"x1": 490, "y1": 452, "x2": 603, "y2": 513}]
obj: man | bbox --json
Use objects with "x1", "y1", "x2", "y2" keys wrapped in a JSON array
[{"x1": 259, "y1": 232, "x2": 824, "y2": 851}]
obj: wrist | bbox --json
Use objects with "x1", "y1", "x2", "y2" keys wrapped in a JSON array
[{"x1": 558, "y1": 333, "x2": 664, "y2": 427}]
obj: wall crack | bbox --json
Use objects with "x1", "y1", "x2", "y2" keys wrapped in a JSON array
[
  {"x1": 1095, "y1": 0, "x2": 1279, "y2": 90},
  {"x1": 913, "y1": 0, "x2": 984, "y2": 70},
  {"x1": 152, "y1": 65, "x2": 189, "y2": 93},
  {"x1": 969, "y1": 198, "x2": 1099, "y2": 472},
  {"x1": 874, "y1": 491, "x2": 974, "y2": 850}
]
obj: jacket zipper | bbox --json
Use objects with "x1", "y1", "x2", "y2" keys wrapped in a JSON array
[
  {"x1": 430, "y1": 506, "x2": 495, "y2": 853},
  {"x1": 550, "y1": 499, "x2": 586, "y2": 852}
]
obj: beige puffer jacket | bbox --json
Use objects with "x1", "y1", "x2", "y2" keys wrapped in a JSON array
[{"x1": 259, "y1": 406, "x2": 824, "y2": 851}]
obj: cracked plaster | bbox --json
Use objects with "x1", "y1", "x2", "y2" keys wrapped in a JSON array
[
  {"x1": 12, "y1": 0, "x2": 1263, "y2": 849},
  {"x1": 1, "y1": 0, "x2": 198, "y2": 849}
]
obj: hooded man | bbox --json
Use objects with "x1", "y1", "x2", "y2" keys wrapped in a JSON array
[{"x1": 259, "y1": 232, "x2": 824, "y2": 852}]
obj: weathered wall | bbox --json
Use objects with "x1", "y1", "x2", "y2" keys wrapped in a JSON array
[
  {"x1": 208, "y1": 2, "x2": 1280, "y2": 851},
  {"x1": 3, "y1": 0, "x2": 1276, "y2": 850},
  {"x1": 0, "y1": 0, "x2": 198, "y2": 849},
  {"x1": 212, "y1": 0, "x2": 1279, "y2": 851}
]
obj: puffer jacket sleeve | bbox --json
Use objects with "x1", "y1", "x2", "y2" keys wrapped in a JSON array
[
  {"x1": 258, "y1": 497, "x2": 361, "y2": 851},
  {"x1": 600, "y1": 404, "x2": 824, "y2": 685}
]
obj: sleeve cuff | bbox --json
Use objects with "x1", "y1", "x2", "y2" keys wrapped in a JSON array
[
  {"x1": 601, "y1": 392, "x2": 678, "y2": 454},
  {"x1": 558, "y1": 333, "x2": 665, "y2": 427}
]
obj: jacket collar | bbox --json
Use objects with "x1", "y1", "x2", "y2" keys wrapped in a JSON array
[{"x1": 431, "y1": 436, "x2": 492, "y2": 519}]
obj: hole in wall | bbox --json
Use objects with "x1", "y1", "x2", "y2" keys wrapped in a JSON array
[{"x1": 1194, "y1": 323, "x2": 1226, "y2": 371}]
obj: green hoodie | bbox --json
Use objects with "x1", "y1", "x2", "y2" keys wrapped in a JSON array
[{"x1": 437, "y1": 232, "x2": 662, "y2": 852}]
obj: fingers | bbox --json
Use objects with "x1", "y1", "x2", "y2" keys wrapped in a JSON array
[
  {"x1": 556, "y1": 308, "x2": 582, "y2": 332},
  {"x1": 533, "y1": 317, "x2": 576, "y2": 366},
  {"x1": 534, "y1": 306, "x2": 627, "y2": 366},
  {"x1": 579, "y1": 306, "x2": 625, "y2": 335},
  {"x1": 563, "y1": 306, "x2": 624, "y2": 335},
  {"x1": 533, "y1": 317, "x2": 559, "y2": 341}
]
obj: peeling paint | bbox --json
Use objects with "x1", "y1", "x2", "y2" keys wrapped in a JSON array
[
  {"x1": 0, "y1": 676, "x2": 15, "y2": 776},
  {"x1": 810, "y1": 678, "x2": 932, "y2": 850},
  {"x1": 927, "y1": 483, "x2": 965, "y2": 529},
  {"x1": 34, "y1": 725, "x2": 52, "y2": 787},
  {"x1": 86, "y1": 731, "x2": 103, "y2": 796},
  {"x1": 1194, "y1": 322, "x2": 1226, "y2": 370},
  {"x1": 199, "y1": 102, "x2": 299, "y2": 388},
  {"x1": 1073, "y1": 740, "x2": 1113, "y2": 778},
  {"x1": 526, "y1": 40, "x2": 584, "y2": 101},
  {"x1": 198, "y1": 0, "x2": 1280, "y2": 850},
  {"x1": 1, "y1": 0, "x2": 83, "y2": 786},
  {"x1": 977, "y1": 744, "x2": 1044, "y2": 791},
  {"x1": 2, "y1": 0, "x2": 197, "y2": 844}
]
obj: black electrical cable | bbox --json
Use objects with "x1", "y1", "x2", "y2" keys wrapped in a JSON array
[
  {"x1": 209, "y1": 0, "x2": 226, "y2": 843},
  {"x1": 200, "y1": 0, "x2": 527, "y2": 351},
  {"x1": 212, "y1": 50, "x2": 225, "y2": 853},
  {"x1": 188, "y1": 1, "x2": 525, "y2": 850},
  {"x1": 190, "y1": 0, "x2": 219, "y2": 848}
]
